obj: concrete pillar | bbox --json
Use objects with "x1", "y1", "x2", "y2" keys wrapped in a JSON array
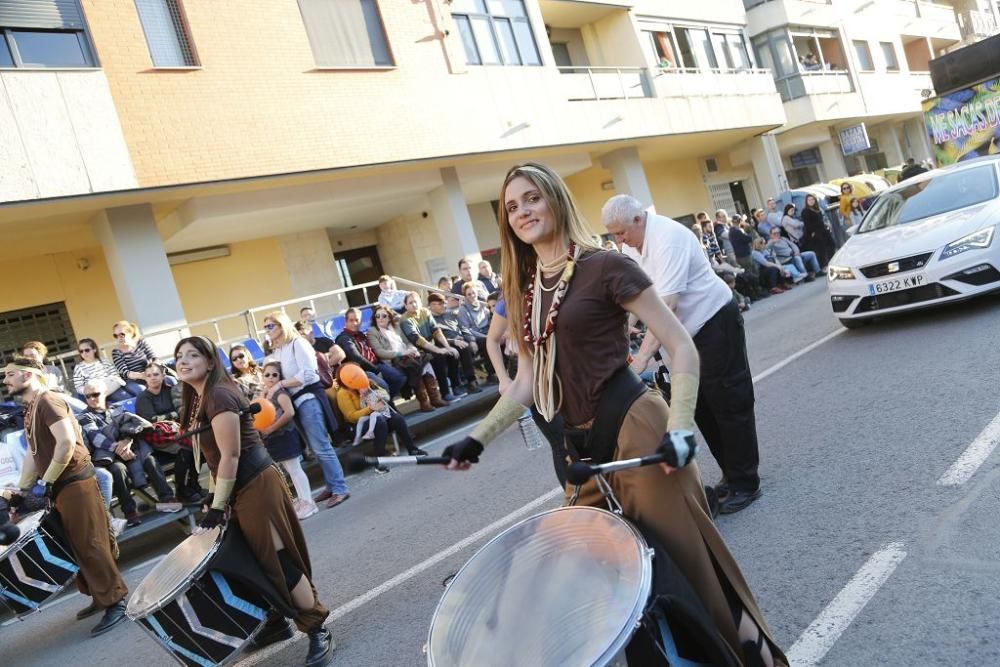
[
  {"x1": 882, "y1": 124, "x2": 904, "y2": 167},
  {"x1": 750, "y1": 132, "x2": 789, "y2": 199},
  {"x1": 818, "y1": 139, "x2": 848, "y2": 180},
  {"x1": 601, "y1": 146, "x2": 654, "y2": 209},
  {"x1": 277, "y1": 230, "x2": 347, "y2": 317},
  {"x1": 429, "y1": 167, "x2": 481, "y2": 269},
  {"x1": 91, "y1": 204, "x2": 187, "y2": 356}
]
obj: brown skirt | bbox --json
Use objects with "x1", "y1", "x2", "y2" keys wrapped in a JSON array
[
  {"x1": 232, "y1": 465, "x2": 329, "y2": 632},
  {"x1": 563, "y1": 390, "x2": 787, "y2": 666}
]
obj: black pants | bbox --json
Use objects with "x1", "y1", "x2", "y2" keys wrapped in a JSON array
[
  {"x1": 122, "y1": 439, "x2": 175, "y2": 500},
  {"x1": 173, "y1": 448, "x2": 203, "y2": 497},
  {"x1": 95, "y1": 459, "x2": 137, "y2": 514},
  {"x1": 691, "y1": 300, "x2": 760, "y2": 493},
  {"x1": 370, "y1": 412, "x2": 417, "y2": 456},
  {"x1": 531, "y1": 407, "x2": 568, "y2": 486},
  {"x1": 430, "y1": 353, "x2": 462, "y2": 394}
]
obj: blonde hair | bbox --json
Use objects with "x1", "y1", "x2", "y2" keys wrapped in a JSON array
[
  {"x1": 262, "y1": 310, "x2": 300, "y2": 348},
  {"x1": 112, "y1": 320, "x2": 139, "y2": 338},
  {"x1": 498, "y1": 162, "x2": 599, "y2": 354}
]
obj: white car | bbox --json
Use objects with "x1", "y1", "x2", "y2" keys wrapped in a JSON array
[{"x1": 827, "y1": 155, "x2": 1000, "y2": 328}]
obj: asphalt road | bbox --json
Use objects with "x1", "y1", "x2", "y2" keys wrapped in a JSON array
[{"x1": 4, "y1": 280, "x2": 1000, "y2": 666}]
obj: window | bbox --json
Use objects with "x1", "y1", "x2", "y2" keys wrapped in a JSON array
[
  {"x1": 134, "y1": 0, "x2": 197, "y2": 67},
  {"x1": 853, "y1": 40, "x2": 873, "y2": 71},
  {"x1": 642, "y1": 30, "x2": 679, "y2": 68},
  {"x1": 726, "y1": 34, "x2": 751, "y2": 70},
  {"x1": 687, "y1": 28, "x2": 718, "y2": 69},
  {"x1": 451, "y1": 0, "x2": 540, "y2": 66},
  {"x1": 298, "y1": 0, "x2": 393, "y2": 67},
  {"x1": 880, "y1": 41, "x2": 898, "y2": 71},
  {"x1": 0, "y1": 0, "x2": 96, "y2": 68}
]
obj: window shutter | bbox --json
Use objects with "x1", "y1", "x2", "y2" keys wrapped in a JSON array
[{"x1": 0, "y1": 0, "x2": 86, "y2": 30}]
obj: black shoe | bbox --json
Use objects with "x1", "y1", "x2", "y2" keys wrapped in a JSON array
[
  {"x1": 90, "y1": 599, "x2": 127, "y2": 637},
  {"x1": 248, "y1": 613, "x2": 294, "y2": 651},
  {"x1": 704, "y1": 485, "x2": 720, "y2": 520},
  {"x1": 76, "y1": 601, "x2": 100, "y2": 620},
  {"x1": 375, "y1": 466, "x2": 390, "y2": 475},
  {"x1": 713, "y1": 479, "x2": 731, "y2": 501},
  {"x1": 409, "y1": 448, "x2": 428, "y2": 457},
  {"x1": 803, "y1": 275, "x2": 815, "y2": 282},
  {"x1": 306, "y1": 628, "x2": 335, "y2": 667},
  {"x1": 718, "y1": 488, "x2": 762, "y2": 515},
  {"x1": 465, "y1": 381, "x2": 482, "y2": 394}
]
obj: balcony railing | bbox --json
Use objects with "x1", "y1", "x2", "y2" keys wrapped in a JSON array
[
  {"x1": 775, "y1": 70, "x2": 853, "y2": 101},
  {"x1": 743, "y1": 0, "x2": 830, "y2": 10},
  {"x1": 957, "y1": 8, "x2": 998, "y2": 39},
  {"x1": 555, "y1": 66, "x2": 651, "y2": 101},
  {"x1": 652, "y1": 67, "x2": 778, "y2": 98}
]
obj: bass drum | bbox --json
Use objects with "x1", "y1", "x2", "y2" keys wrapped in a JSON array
[
  {"x1": 127, "y1": 527, "x2": 272, "y2": 667},
  {"x1": 427, "y1": 506, "x2": 653, "y2": 667},
  {"x1": 0, "y1": 510, "x2": 78, "y2": 616}
]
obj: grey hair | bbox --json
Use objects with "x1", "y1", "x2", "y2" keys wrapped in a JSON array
[
  {"x1": 83, "y1": 378, "x2": 106, "y2": 395},
  {"x1": 601, "y1": 194, "x2": 646, "y2": 227}
]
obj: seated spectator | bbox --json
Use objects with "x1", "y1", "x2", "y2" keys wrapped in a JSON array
[
  {"x1": 335, "y1": 363, "x2": 426, "y2": 473},
  {"x1": 230, "y1": 344, "x2": 264, "y2": 400},
  {"x1": 298, "y1": 308, "x2": 335, "y2": 352},
  {"x1": 334, "y1": 308, "x2": 406, "y2": 398},
  {"x1": 781, "y1": 203, "x2": 805, "y2": 244},
  {"x1": 477, "y1": 259, "x2": 500, "y2": 293},
  {"x1": 377, "y1": 274, "x2": 410, "y2": 313},
  {"x1": 110, "y1": 320, "x2": 162, "y2": 393},
  {"x1": 451, "y1": 258, "x2": 489, "y2": 301},
  {"x1": 20, "y1": 341, "x2": 86, "y2": 412},
  {"x1": 724, "y1": 274, "x2": 750, "y2": 312},
  {"x1": 79, "y1": 379, "x2": 179, "y2": 526},
  {"x1": 299, "y1": 306, "x2": 317, "y2": 323},
  {"x1": 437, "y1": 275, "x2": 453, "y2": 292},
  {"x1": 751, "y1": 237, "x2": 795, "y2": 293},
  {"x1": 366, "y1": 304, "x2": 446, "y2": 412},
  {"x1": 399, "y1": 291, "x2": 463, "y2": 401},
  {"x1": 72, "y1": 338, "x2": 139, "y2": 402},
  {"x1": 766, "y1": 227, "x2": 821, "y2": 281},
  {"x1": 728, "y1": 222, "x2": 760, "y2": 300},
  {"x1": 754, "y1": 208, "x2": 772, "y2": 237},
  {"x1": 457, "y1": 284, "x2": 497, "y2": 382},
  {"x1": 295, "y1": 322, "x2": 334, "y2": 389},
  {"x1": 135, "y1": 362, "x2": 205, "y2": 504},
  {"x1": 258, "y1": 361, "x2": 318, "y2": 520},
  {"x1": 428, "y1": 292, "x2": 482, "y2": 395}
]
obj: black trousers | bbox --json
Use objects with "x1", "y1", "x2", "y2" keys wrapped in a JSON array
[
  {"x1": 691, "y1": 300, "x2": 760, "y2": 493},
  {"x1": 94, "y1": 459, "x2": 137, "y2": 514},
  {"x1": 370, "y1": 412, "x2": 416, "y2": 456},
  {"x1": 430, "y1": 352, "x2": 466, "y2": 394}
]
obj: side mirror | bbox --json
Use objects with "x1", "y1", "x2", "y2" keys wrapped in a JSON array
[{"x1": 846, "y1": 225, "x2": 858, "y2": 237}]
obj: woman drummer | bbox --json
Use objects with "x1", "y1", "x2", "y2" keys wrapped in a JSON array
[
  {"x1": 175, "y1": 336, "x2": 333, "y2": 667},
  {"x1": 443, "y1": 163, "x2": 787, "y2": 667}
]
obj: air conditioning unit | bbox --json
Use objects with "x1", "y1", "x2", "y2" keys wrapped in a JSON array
[{"x1": 167, "y1": 245, "x2": 231, "y2": 266}]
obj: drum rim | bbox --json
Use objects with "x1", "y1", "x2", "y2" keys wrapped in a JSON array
[
  {"x1": 426, "y1": 505, "x2": 653, "y2": 667},
  {"x1": 0, "y1": 510, "x2": 50, "y2": 555},
  {"x1": 0, "y1": 510, "x2": 80, "y2": 617},
  {"x1": 126, "y1": 526, "x2": 223, "y2": 619}
]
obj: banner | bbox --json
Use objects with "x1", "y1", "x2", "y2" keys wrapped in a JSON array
[
  {"x1": 922, "y1": 77, "x2": 1000, "y2": 165},
  {"x1": 0, "y1": 431, "x2": 26, "y2": 489},
  {"x1": 839, "y1": 123, "x2": 871, "y2": 156}
]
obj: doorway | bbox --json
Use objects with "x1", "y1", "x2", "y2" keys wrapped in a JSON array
[
  {"x1": 334, "y1": 246, "x2": 385, "y2": 307},
  {"x1": 728, "y1": 181, "x2": 750, "y2": 216}
]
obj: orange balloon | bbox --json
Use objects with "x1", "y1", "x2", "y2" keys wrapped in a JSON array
[
  {"x1": 339, "y1": 362, "x2": 370, "y2": 391},
  {"x1": 251, "y1": 398, "x2": 276, "y2": 430}
]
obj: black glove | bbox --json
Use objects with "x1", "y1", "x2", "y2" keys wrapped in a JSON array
[
  {"x1": 8, "y1": 492, "x2": 24, "y2": 510},
  {"x1": 199, "y1": 508, "x2": 227, "y2": 530},
  {"x1": 442, "y1": 437, "x2": 484, "y2": 464},
  {"x1": 657, "y1": 430, "x2": 698, "y2": 468},
  {"x1": 201, "y1": 493, "x2": 215, "y2": 512}
]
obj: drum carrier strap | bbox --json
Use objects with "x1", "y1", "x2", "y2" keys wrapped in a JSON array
[{"x1": 564, "y1": 366, "x2": 648, "y2": 466}]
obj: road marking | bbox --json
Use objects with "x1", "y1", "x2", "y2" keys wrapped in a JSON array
[
  {"x1": 937, "y1": 409, "x2": 1000, "y2": 486},
  {"x1": 752, "y1": 328, "x2": 846, "y2": 385},
  {"x1": 787, "y1": 542, "x2": 907, "y2": 666},
  {"x1": 241, "y1": 486, "x2": 564, "y2": 666}
]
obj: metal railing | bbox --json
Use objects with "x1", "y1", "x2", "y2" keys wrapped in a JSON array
[
  {"x1": 555, "y1": 66, "x2": 650, "y2": 101},
  {"x1": 774, "y1": 70, "x2": 853, "y2": 101}
]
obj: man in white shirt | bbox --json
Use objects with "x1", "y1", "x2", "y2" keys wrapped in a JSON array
[{"x1": 603, "y1": 194, "x2": 763, "y2": 514}]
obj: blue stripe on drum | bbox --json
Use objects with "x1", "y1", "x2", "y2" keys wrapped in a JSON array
[
  {"x1": 33, "y1": 534, "x2": 79, "y2": 573},
  {"x1": 146, "y1": 615, "x2": 216, "y2": 667},
  {"x1": 0, "y1": 586, "x2": 37, "y2": 609},
  {"x1": 209, "y1": 572, "x2": 266, "y2": 620}
]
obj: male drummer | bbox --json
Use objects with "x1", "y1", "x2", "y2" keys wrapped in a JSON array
[{"x1": 3, "y1": 357, "x2": 129, "y2": 636}]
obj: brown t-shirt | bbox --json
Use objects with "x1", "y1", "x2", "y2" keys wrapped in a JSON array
[
  {"x1": 535, "y1": 250, "x2": 651, "y2": 427},
  {"x1": 195, "y1": 383, "x2": 266, "y2": 477},
  {"x1": 25, "y1": 391, "x2": 91, "y2": 483}
]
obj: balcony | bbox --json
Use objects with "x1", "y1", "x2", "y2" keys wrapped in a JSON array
[
  {"x1": 957, "y1": 9, "x2": 998, "y2": 41},
  {"x1": 556, "y1": 66, "x2": 650, "y2": 101},
  {"x1": 888, "y1": 0, "x2": 962, "y2": 40},
  {"x1": 775, "y1": 70, "x2": 853, "y2": 101},
  {"x1": 857, "y1": 70, "x2": 934, "y2": 115},
  {"x1": 652, "y1": 67, "x2": 779, "y2": 98}
]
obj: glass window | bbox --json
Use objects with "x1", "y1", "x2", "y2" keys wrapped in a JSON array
[
  {"x1": 853, "y1": 40, "x2": 873, "y2": 71},
  {"x1": 687, "y1": 28, "x2": 717, "y2": 69},
  {"x1": 0, "y1": 34, "x2": 13, "y2": 67},
  {"x1": 451, "y1": 0, "x2": 539, "y2": 66},
  {"x1": 753, "y1": 40, "x2": 773, "y2": 72},
  {"x1": 880, "y1": 41, "x2": 899, "y2": 71},
  {"x1": 712, "y1": 33, "x2": 733, "y2": 70},
  {"x1": 675, "y1": 29, "x2": 695, "y2": 69},
  {"x1": 298, "y1": 0, "x2": 394, "y2": 67},
  {"x1": 134, "y1": 0, "x2": 198, "y2": 67},
  {"x1": 858, "y1": 166, "x2": 999, "y2": 233},
  {"x1": 727, "y1": 34, "x2": 750, "y2": 70},
  {"x1": 11, "y1": 31, "x2": 90, "y2": 67}
]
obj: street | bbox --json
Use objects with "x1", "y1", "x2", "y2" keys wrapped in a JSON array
[{"x1": 4, "y1": 280, "x2": 1000, "y2": 666}]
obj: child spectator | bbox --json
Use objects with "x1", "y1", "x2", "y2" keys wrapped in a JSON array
[{"x1": 724, "y1": 274, "x2": 750, "y2": 312}]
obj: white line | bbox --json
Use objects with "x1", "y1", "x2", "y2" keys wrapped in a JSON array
[
  {"x1": 128, "y1": 555, "x2": 164, "y2": 573},
  {"x1": 787, "y1": 542, "x2": 907, "y2": 667},
  {"x1": 937, "y1": 409, "x2": 1000, "y2": 486},
  {"x1": 752, "y1": 328, "x2": 846, "y2": 385},
  {"x1": 241, "y1": 486, "x2": 564, "y2": 666}
]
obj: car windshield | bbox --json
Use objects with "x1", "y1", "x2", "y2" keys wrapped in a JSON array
[{"x1": 857, "y1": 165, "x2": 998, "y2": 233}]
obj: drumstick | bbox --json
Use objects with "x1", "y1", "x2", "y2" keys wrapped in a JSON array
[{"x1": 345, "y1": 454, "x2": 450, "y2": 472}]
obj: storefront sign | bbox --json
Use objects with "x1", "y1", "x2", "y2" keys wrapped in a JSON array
[
  {"x1": 839, "y1": 123, "x2": 871, "y2": 156},
  {"x1": 922, "y1": 76, "x2": 1000, "y2": 165}
]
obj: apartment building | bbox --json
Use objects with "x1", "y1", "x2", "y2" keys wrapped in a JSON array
[{"x1": 0, "y1": 0, "x2": 995, "y2": 360}]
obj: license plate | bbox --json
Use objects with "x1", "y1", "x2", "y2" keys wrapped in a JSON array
[{"x1": 868, "y1": 274, "x2": 926, "y2": 295}]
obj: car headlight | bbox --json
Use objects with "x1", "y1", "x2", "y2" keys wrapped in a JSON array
[
  {"x1": 940, "y1": 226, "x2": 995, "y2": 260},
  {"x1": 828, "y1": 265, "x2": 855, "y2": 281}
]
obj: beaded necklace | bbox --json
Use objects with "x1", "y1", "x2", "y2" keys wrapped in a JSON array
[{"x1": 186, "y1": 392, "x2": 203, "y2": 472}]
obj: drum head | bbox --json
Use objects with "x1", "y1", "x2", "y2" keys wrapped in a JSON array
[
  {"x1": 127, "y1": 527, "x2": 222, "y2": 619},
  {"x1": 0, "y1": 511, "x2": 47, "y2": 556},
  {"x1": 427, "y1": 507, "x2": 652, "y2": 667}
]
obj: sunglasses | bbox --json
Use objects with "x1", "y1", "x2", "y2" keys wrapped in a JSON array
[
  {"x1": 375, "y1": 313, "x2": 389, "y2": 319},
  {"x1": 263, "y1": 372, "x2": 280, "y2": 378},
  {"x1": 78, "y1": 348, "x2": 93, "y2": 354},
  {"x1": 263, "y1": 323, "x2": 278, "y2": 330},
  {"x1": 232, "y1": 353, "x2": 246, "y2": 362},
  {"x1": 113, "y1": 333, "x2": 128, "y2": 339},
  {"x1": 85, "y1": 392, "x2": 101, "y2": 399}
]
